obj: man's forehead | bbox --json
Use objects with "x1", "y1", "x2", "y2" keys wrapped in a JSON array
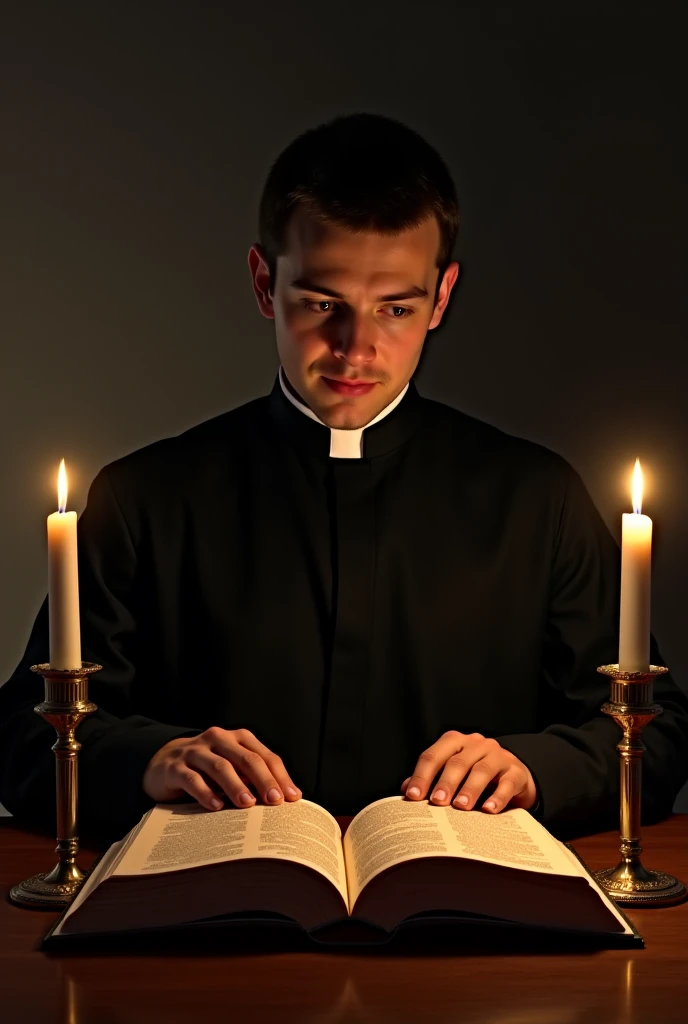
[{"x1": 281, "y1": 209, "x2": 439, "y2": 283}]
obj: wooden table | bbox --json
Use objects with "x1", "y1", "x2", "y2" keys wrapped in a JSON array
[{"x1": 2, "y1": 814, "x2": 687, "y2": 1023}]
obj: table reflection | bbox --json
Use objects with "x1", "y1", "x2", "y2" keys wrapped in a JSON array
[{"x1": 57, "y1": 955, "x2": 644, "y2": 1024}]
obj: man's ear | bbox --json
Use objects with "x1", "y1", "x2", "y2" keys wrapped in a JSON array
[
  {"x1": 428, "y1": 261, "x2": 460, "y2": 330},
  {"x1": 247, "y1": 244, "x2": 275, "y2": 320}
]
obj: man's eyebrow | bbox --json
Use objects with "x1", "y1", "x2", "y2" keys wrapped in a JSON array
[{"x1": 290, "y1": 276, "x2": 429, "y2": 302}]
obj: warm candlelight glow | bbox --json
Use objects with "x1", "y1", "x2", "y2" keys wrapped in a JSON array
[
  {"x1": 48, "y1": 458, "x2": 81, "y2": 668},
  {"x1": 619, "y1": 457, "x2": 652, "y2": 672},
  {"x1": 631, "y1": 458, "x2": 643, "y2": 515},
  {"x1": 57, "y1": 459, "x2": 68, "y2": 514}
]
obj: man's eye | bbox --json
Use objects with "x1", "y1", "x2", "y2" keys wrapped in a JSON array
[
  {"x1": 302, "y1": 300, "x2": 413, "y2": 319},
  {"x1": 303, "y1": 300, "x2": 338, "y2": 314}
]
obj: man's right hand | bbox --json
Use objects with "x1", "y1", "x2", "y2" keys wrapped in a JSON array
[{"x1": 142, "y1": 727, "x2": 302, "y2": 811}]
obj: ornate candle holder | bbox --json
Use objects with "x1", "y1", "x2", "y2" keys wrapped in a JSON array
[
  {"x1": 9, "y1": 662, "x2": 100, "y2": 909},
  {"x1": 593, "y1": 663, "x2": 686, "y2": 907}
]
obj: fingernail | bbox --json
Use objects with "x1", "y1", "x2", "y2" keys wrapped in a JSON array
[
  {"x1": 408, "y1": 786, "x2": 421, "y2": 798},
  {"x1": 239, "y1": 792, "x2": 255, "y2": 806},
  {"x1": 455, "y1": 795, "x2": 469, "y2": 806},
  {"x1": 210, "y1": 797, "x2": 223, "y2": 809},
  {"x1": 267, "y1": 787, "x2": 282, "y2": 803},
  {"x1": 285, "y1": 786, "x2": 298, "y2": 797},
  {"x1": 484, "y1": 800, "x2": 496, "y2": 811},
  {"x1": 432, "y1": 789, "x2": 446, "y2": 802}
]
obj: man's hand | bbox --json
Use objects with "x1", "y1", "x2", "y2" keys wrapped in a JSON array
[
  {"x1": 143, "y1": 727, "x2": 302, "y2": 811},
  {"x1": 401, "y1": 731, "x2": 537, "y2": 813}
]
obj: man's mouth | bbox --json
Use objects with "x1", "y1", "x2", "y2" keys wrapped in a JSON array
[{"x1": 321, "y1": 376, "x2": 378, "y2": 397}]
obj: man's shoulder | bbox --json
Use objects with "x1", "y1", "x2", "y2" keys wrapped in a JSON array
[
  {"x1": 95, "y1": 394, "x2": 270, "y2": 491},
  {"x1": 419, "y1": 392, "x2": 574, "y2": 483}
]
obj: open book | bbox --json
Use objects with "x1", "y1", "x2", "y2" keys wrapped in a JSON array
[{"x1": 46, "y1": 795, "x2": 640, "y2": 947}]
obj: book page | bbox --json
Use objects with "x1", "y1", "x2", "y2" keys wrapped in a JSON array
[
  {"x1": 112, "y1": 799, "x2": 348, "y2": 905},
  {"x1": 51, "y1": 806, "x2": 157, "y2": 934},
  {"x1": 51, "y1": 838, "x2": 128, "y2": 934},
  {"x1": 343, "y1": 796, "x2": 450, "y2": 910},
  {"x1": 556, "y1": 838, "x2": 636, "y2": 935},
  {"x1": 440, "y1": 804, "x2": 581, "y2": 876},
  {"x1": 343, "y1": 796, "x2": 584, "y2": 910}
]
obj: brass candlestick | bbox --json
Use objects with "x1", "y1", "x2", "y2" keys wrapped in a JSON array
[
  {"x1": 9, "y1": 662, "x2": 100, "y2": 909},
  {"x1": 593, "y1": 663, "x2": 686, "y2": 907}
]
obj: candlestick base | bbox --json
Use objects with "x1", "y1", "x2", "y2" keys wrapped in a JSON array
[
  {"x1": 593, "y1": 864, "x2": 686, "y2": 908},
  {"x1": 9, "y1": 863, "x2": 88, "y2": 910},
  {"x1": 592, "y1": 663, "x2": 687, "y2": 909},
  {"x1": 9, "y1": 662, "x2": 100, "y2": 910}
]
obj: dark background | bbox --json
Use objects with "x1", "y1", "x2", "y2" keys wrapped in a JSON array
[{"x1": 1, "y1": 3, "x2": 686, "y2": 809}]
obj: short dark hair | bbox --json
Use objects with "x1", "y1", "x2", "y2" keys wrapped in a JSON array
[{"x1": 258, "y1": 112, "x2": 459, "y2": 302}]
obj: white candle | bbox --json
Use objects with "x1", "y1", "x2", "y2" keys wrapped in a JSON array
[
  {"x1": 618, "y1": 459, "x2": 652, "y2": 672},
  {"x1": 47, "y1": 459, "x2": 81, "y2": 669}
]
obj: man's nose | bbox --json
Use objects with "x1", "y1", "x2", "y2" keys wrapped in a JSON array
[{"x1": 332, "y1": 313, "x2": 376, "y2": 366}]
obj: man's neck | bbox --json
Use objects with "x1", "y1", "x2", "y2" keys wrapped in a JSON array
[{"x1": 278, "y1": 367, "x2": 409, "y2": 459}]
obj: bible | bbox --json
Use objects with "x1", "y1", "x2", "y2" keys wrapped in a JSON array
[{"x1": 45, "y1": 795, "x2": 641, "y2": 947}]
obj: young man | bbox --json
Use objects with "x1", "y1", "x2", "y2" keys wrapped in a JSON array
[{"x1": 1, "y1": 113, "x2": 687, "y2": 841}]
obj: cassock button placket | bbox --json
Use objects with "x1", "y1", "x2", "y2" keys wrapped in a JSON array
[
  {"x1": 316, "y1": 459, "x2": 376, "y2": 811},
  {"x1": 266, "y1": 369, "x2": 424, "y2": 810}
]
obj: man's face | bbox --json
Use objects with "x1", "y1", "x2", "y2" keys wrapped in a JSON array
[{"x1": 248, "y1": 208, "x2": 459, "y2": 428}]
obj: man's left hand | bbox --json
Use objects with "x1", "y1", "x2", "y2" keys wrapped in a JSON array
[{"x1": 401, "y1": 731, "x2": 537, "y2": 813}]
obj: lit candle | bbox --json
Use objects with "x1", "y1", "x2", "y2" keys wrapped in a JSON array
[
  {"x1": 47, "y1": 459, "x2": 81, "y2": 669},
  {"x1": 618, "y1": 459, "x2": 652, "y2": 672}
]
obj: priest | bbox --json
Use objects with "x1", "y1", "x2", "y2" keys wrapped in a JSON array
[{"x1": 1, "y1": 112, "x2": 687, "y2": 842}]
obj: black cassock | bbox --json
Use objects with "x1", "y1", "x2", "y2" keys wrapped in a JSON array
[{"x1": 2, "y1": 373, "x2": 687, "y2": 840}]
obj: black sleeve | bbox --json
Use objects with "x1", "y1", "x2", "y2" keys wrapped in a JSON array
[
  {"x1": 497, "y1": 462, "x2": 688, "y2": 837},
  {"x1": 0, "y1": 468, "x2": 200, "y2": 842}
]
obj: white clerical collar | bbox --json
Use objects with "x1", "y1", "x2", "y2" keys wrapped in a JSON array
[{"x1": 278, "y1": 366, "x2": 409, "y2": 459}]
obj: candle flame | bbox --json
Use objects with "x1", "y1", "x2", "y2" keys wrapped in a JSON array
[
  {"x1": 631, "y1": 458, "x2": 643, "y2": 515},
  {"x1": 57, "y1": 459, "x2": 68, "y2": 513}
]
